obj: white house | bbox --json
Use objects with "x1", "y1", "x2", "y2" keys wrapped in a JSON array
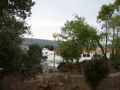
[
  {"x1": 19, "y1": 45, "x2": 111, "y2": 62},
  {"x1": 42, "y1": 48, "x2": 111, "y2": 63},
  {"x1": 78, "y1": 48, "x2": 110, "y2": 62},
  {"x1": 42, "y1": 48, "x2": 63, "y2": 62}
]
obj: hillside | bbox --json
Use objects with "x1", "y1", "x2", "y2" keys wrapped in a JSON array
[{"x1": 22, "y1": 38, "x2": 58, "y2": 46}]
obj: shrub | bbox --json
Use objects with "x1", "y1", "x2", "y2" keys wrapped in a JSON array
[
  {"x1": 21, "y1": 44, "x2": 43, "y2": 80},
  {"x1": 84, "y1": 58, "x2": 109, "y2": 90},
  {"x1": 57, "y1": 62, "x2": 66, "y2": 69},
  {"x1": 49, "y1": 68, "x2": 57, "y2": 73},
  {"x1": 112, "y1": 59, "x2": 120, "y2": 70}
]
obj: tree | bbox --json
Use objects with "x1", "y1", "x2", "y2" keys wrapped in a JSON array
[
  {"x1": 0, "y1": 13, "x2": 30, "y2": 73},
  {"x1": 97, "y1": 4, "x2": 114, "y2": 59},
  {"x1": 58, "y1": 15, "x2": 97, "y2": 72},
  {"x1": 114, "y1": 0, "x2": 120, "y2": 6},
  {"x1": 0, "y1": 0, "x2": 35, "y2": 19},
  {"x1": 114, "y1": 0, "x2": 120, "y2": 12},
  {"x1": 22, "y1": 44, "x2": 43, "y2": 78},
  {"x1": 0, "y1": 0, "x2": 35, "y2": 77},
  {"x1": 107, "y1": 15, "x2": 120, "y2": 60}
]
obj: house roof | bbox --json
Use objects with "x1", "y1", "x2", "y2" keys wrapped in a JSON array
[
  {"x1": 43, "y1": 47, "x2": 114, "y2": 54},
  {"x1": 82, "y1": 48, "x2": 101, "y2": 53},
  {"x1": 42, "y1": 48, "x2": 54, "y2": 52},
  {"x1": 82, "y1": 48, "x2": 115, "y2": 54},
  {"x1": 42, "y1": 48, "x2": 49, "y2": 50}
]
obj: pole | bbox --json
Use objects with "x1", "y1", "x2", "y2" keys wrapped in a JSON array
[{"x1": 53, "y1": 37, "x2": 56, "y2": 80}]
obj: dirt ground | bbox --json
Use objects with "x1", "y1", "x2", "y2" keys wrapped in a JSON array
[{"x1": 0, "y1": 61, "x2": 120, "y2": 90}]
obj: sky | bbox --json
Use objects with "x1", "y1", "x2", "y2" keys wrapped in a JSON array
[{"x1": 26, "y1": 0, "x2": 115, "y2": 40}]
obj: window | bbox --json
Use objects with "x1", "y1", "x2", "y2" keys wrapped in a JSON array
[
  {"x1": 83, "y1": 54, "x2": 86, "y2": 57},
  {"x1": 87, "y1": 54, "x2": 90, "y2": 57},
  {"x1": 83, "y1": 54, "x2": 90, "y2": 57}
]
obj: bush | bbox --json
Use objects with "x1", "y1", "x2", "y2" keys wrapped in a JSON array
[
  {"x1": 57, "y1": 62, "x2": 66, "y2": 69},
  {"x1": 112, "y1": 59, "x2": 120, "y2": 70},
  {"x1": 21, "y1": 44, "x2": 43, "y2": 80},
  {"x1": 58, "y1": 61, "x2": 74, "y2": 72},
  {"x1": 84, "y1": 58, "x2": 109, "y2": 90}
]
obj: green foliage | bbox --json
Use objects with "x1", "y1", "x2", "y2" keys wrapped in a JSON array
[
  {"x1": 84, "y1": 59, "x2": 109, "y2": 90},
  {"x1": 97, "y1": 3, "x2": 117, "y2": 60},
  {"x1": 57, "y1": 62, "x2": 66, "y2": 69},
  {"x1": 0, "y1": 0, "x2": 34, "y2": 78},
  {"x1": 97, "y1": 1, "x2": 120, "y2": 61},
  {"x1": 22, "y1": 44, "x2": 43, "y2": 79},
  {"x1": 107, "y1": 15, "x2": 120, "y2": 60},
  {"x1": 49, "y1": 68, "x2": 54, "y2": 73},
  {"x1": 111, "y1": 54, "x2": 120, "y2": 70},
  {"x1": 0, "y1": 13, "x2": 30, "y2": 73},
  {"x1": 97, "y1": 4, "x2": 114, "y2": 21},
  {"x1": 92, "y1": 53, "x2": 102, "y2": 59},
  {"x1": 57, "y1": 61, "x2": 73, "y2": 72},
  {"x1": 0, "y1": 0, "x2": 35, "y2": 19},
  {"x1": 58, "y1": 15, "x2": 97, "y2": 72},
  {"x1": 114, "y1": 0, "x2": 120, "y2": 11}
]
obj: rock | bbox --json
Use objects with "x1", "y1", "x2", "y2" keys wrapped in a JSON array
[
  {"x1": 59, "y1": 82, "x2": 63, "y2": 86},
  {"x1": 60, "y1": 74, "x2": 69, "y2": 83}
]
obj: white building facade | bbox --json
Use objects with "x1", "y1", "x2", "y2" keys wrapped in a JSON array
[
  {"x1": 42, "y1": 48, "x2": 111, "y2": 63},
  {"x1": 42, "y1": 48, "x2": 63, "y2": 62}
]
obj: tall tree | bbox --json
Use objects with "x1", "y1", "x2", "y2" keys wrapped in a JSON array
[
  {"x1": 0, "y1": 13, "x2": 30, "y2": 72},
  {"x1": 0, "y1": 0, "x2": 35, "y2": 74},
  {"x1": 97, "y1": 4, "x2": 114, "y2": 59},
  {"x1": 114, "y1": 0, "x2": 120, "y2": 12},
  {"x1": 58, "y1": 15, "x2": 97, "y2": 72},
  {"x1": 108, "y1": 15, "x2": 120, "y2": 60}
]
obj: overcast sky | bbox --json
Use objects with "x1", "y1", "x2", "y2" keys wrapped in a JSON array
[{"x1": 26, "y1": 0, "x2": 114, "y2": 40}]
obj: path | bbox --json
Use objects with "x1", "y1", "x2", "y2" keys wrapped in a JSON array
[{"x1": 37, "y1": 72, "x2": 120, "y2": 78}]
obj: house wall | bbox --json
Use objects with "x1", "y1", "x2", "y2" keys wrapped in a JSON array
[
  {"x1": 42, "y1": 49, "x2": 54, "y2": 56},
  {"x1": 42, "y1": 48, "x2": 111, "y2": 63},
  {"x1": 47, "y1": 55, "x2": 62, "y2": 61},
  {"x1": 73, "y1": 52, "x2": 110, "y2": 63},
  {"x1": 42, "y1": 49, "x2": 62, "y2": 62},
  {"x1": 42, "y1": 49, "x2": 110, "y2": 62}
]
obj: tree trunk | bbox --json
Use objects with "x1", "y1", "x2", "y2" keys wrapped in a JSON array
[
  {"x1": 76, "y1": 59, "x2": 81, "y2": 72},
  {"x1": 105, "y1": 20, "x2": 108, "y2": 59},
  {"x1": 112, "y1": 24, "x2": 115, "y2": 60},
  {"x1": 96, "y1": 39, "x2": 107, "y2": 65},
  {"x1": 116, "y1": 27, "x2": 119, "y2": 59}
]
